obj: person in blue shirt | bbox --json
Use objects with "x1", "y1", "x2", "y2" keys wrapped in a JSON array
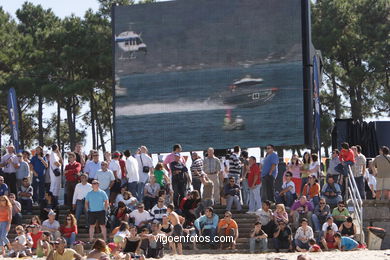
[
  {"x1": 85, "y1": 180, "x2": 109, "y2": 243},
  {"x1": 194, "y1": 207, "x2": 219, "y2": 246},
  {"x1": 334, "y1": 232, "x2": 359, "y2": 251},
  {"x1": 0, "y1": 177, "x2": 9, "y2": 196},
  {"x1": 30, "y1": 146, "x2": 48, "y2": 203},
  {"x1": 261, "y1": 144, "x2": 279, "y2": 202}
]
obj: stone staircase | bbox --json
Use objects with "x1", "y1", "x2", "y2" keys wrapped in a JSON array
[{"x1": 9, "y1": 204, "x2": 256, "y2": 252}]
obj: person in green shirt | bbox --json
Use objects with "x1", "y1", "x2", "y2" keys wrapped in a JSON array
[
  {"x1": 154, "y1": 163, "x2": 170, "y2": 187},
  {"x1": 332, "y1": 201, "x2": 350, "y2": 227}
]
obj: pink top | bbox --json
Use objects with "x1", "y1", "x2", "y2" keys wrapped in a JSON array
[
  {"x1": 163, "y1": 153, "x2": 186, "y2": 172},
  {"x1": 274, "y1": 211, "x2": 289, "y2": 223},
  {"x1": 287, "y1": 163, "x2": 301, "y2": 178}
]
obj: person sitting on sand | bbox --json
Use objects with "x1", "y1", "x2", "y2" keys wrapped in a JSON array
[
  {"x1": 194, "y1": 206, "x2": 219, "y2": 245},
  {"x1": 86, "y1": 239, "x2": 110, "y2": 260},
  {"x1": 320, "y1": 226, "x2": 337, "y2": 251},
  {"x1": 167, "y1": 204, "x2": 183, "y2": 255},
  {"x1": 294, "y1": 218, "x2": 314, "y2": 252},
  {"x1": 334, "y1": 232, "x2": 359, "y2": 251},
  {"x1": 308, "y1": 238, "x2": 322, "y2": 252}
]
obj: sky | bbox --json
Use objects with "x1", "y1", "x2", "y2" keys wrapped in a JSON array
[{"x1": 1, "y1": 0, "x2": 100, "y2": 18}]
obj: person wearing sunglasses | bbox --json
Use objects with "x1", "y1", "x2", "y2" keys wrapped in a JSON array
[
  {"x1": 311, "y1": 197, "x2": 330, "y2": 233},
  {"x1": 261, "y1": 144, "x2": 279, "y2": 202},
  {"x1": 60, "y1": 214, "x2": 77, "y2": 248}
]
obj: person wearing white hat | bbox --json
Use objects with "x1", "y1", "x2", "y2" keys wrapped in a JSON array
[{"x1": 42, "y1": 210, "x2": 61, "y2": 240}]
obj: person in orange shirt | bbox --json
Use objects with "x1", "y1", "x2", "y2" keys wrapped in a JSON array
[
  {"x1": 0, "y1": 195, "x2": 12, "y2": 256},
  {"x1": 217, "y1": 211, "x2": 239, "y2": 250},
  {"x1": 301, "y1": 175, "x2": 320, "y2": 206},
  {"x1": 339, "y1": 142, "x2": 355, "y2": 176}
]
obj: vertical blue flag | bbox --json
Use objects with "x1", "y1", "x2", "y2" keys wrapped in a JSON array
[
  {"x1": 7, "y1": 88, "x2": 20, "y2": 151},
  {"x1": 313, "y1": 56, "x2": 321, "y2": 158}
]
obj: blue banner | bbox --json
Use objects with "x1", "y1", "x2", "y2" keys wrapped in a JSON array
[
  {"x1": 313, "y1": 56, "x2": 321, "y2": 156},
  {"x1": 7, "y1": 88, "x2": 20, "y2": 151}
]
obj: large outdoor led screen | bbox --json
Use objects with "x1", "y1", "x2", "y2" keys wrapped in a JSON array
[{"x1": 114, "y1": 0, "x2": 306, "y2": 153}]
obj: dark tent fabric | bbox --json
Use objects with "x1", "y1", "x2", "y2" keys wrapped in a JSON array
[{"x1": 332, "y1": 119, "x2": 379, "y2": 158}]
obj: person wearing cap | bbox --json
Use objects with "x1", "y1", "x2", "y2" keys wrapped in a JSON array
[
  {"x1": 163, "y1": 144, "x2": 185, "y2": 175},
  {"x1": 42, "y1": 210, "x2": 61, "y2": 240},
  {"x1": 72, "y1": 173, "x2": 92, "y2": 226},
  {"x1": 0, "y1": 145, "x2": 20, "y2": 195},
  {"x1": 169, "y1": 153, "x2": 190, "y2": 208},
  {"x1": 15, "y1": 153, "x2": 30, "y2": 192},
  {"x1": 135, "y1": 146, "x2": 154, "y2": 202},
  {"x1": 30, "y1": 146, "x2": 48, "y2": 203},
  {"x1": 321, "y1": 175, "x2": 342, "y2": 208},
  {"x1": 84, "y1": 150, "x2": 101, "y2": 183},
  {"x1": 65, "y1": 152, "x2": 81, "y2": 208},
  {"x1": 85, "y1": 180, "x2": 109, "y2": 243},
  {"x1": 46, "y1": 237, "x2": 82, "y2": 260}
]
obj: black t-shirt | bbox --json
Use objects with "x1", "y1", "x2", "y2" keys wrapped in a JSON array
[
  {"x1": 253, "y1": 229, "x2": 265, "y2": 237},
  {"x1": 275, "y1": 226, "x2": 292, "y2": 241}
]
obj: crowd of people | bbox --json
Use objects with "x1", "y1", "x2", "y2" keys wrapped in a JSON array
[{"x1": 0, "y1": 142, "x2": 388, "y2": 259}]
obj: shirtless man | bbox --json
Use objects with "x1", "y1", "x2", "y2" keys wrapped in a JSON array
[{"x1": 166, "y1": 204, "x2": 183, "y2": 255}]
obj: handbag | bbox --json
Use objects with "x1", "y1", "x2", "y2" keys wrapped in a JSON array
[
  {"x1": 53, "y1": 168, "x2": 61, "y2": 177},
  {"x1": 140, "y1": 155, "x2": 150, "y2": 173}
]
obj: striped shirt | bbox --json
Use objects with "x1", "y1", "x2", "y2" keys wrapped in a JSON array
[
  {"x1": 190, "y1": 158, "x2": 203, "y2": 178},
  {"x1": 229, "y1": 153, "x2": 241, "y2": 176}
]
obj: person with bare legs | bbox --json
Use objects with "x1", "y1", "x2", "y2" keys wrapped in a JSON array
[
  {"x1": 166, "y1": 204, "x2": 183, "y2": 255},
  {"x1": 85, "y1": 180, "x2": 109, "y2": 243}
]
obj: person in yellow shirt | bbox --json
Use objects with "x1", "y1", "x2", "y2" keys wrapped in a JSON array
[
  {"x1": 217, "y1": 211, "x2": 239, "y2": 250},
  {"x1": 47, "y1": 237, "x2": 82, "y2": 260}
]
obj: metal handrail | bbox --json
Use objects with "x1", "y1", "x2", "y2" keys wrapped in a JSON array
[{"x1": 346, "y1": 165, "x2": 364, "y2": 244}]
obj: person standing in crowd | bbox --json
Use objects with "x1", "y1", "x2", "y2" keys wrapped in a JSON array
[
  {"x1": 72, "y1": 173, "x2": 92, "y2": 227},
  {"x1": 247, "y1": 156, "x2": 261, "y2": 213},
  {"x1": 30, "y1": 146, "x2": 48, "y2": 203},
  {"x1": 0, "y1": 177, "x2": 8, "y2": 196},
  {"x1": 0, "y1": 195, "x2": 12, "y2": 256},
  {"x1": 18, "y1": 178, "x2": 33, "y2": 214},
  {"x1": 109, "y1": 152, "x2": 122, "y2": 201},
  {"x1": 85, "y1": 180, "x2": 109, "y2": 243},
  {"x1": 195, "y1": 173, "x2": 214, "y2": 216},
  {"x1": 275, "y1": 171, "x2": 296, "y2": 208},
  {"x1": 73, "y1": 143, "x2": 86, "y2": 168},
  {"x1": 84, "y1": 151, "x2": 101, "y2": 183},
  {"x1": 8, "y1": 193, "x2": 22, "y2": 225},
  {"x1": 124, "y1": 150, "x2": 139, "y2": 200},
  {"x1": 351, "y1": 145, "x2": 366, "y2": 200},
  {"x1": 163, "y1": 144, "x2": 184, "y2": 175},
  {"x1": 94, "y1": 161, "x2": 115, "y2": 198},
  {"x1": 328, "y1": 150, "x2": 341, "y2": 183},
  {"x1": 170, "y1": 153, "x2": 190, "y2": 208},
  {"x1": 366, "y1": 160, "x2": 377, "y2": 199},
  {"x1": 287, "y1": 155, "x2": 302, "y2": 196},
  {"x1": 0, "y1": 145, "x2": 20, "y2": 195},
  {"x1": 49, "y1": 144, "x2": 62, "y2": 200},
  {"x1": 371, "y1": 146, "x2": 390, "y2": 200},
  {"x1": 118, "y1": 152, "x2": 127, "y2": 186},
  {"x1": 321, "y1": 175, "x2": 342, "y2": 208},
  {"x1": 228, "y1": 146, "x2": 242, "y2": 184},
  {"x1": 64, "y1": 152, "x2": 81, "y2": 208},
  {"x1": 190, "y1": 152, "x2": 203, "y2": 195},
  {"x1": 136, "y1": 146, "x2": 154, "y2": 202},
  {"x1": 261, "y1": 144, "x2": 278, "y2": 202},
  {"x1": 224, "y1": 176, "x2": 242, "y2": 211},
  {"x1": 44, "y1": 154, "x2": 51, "y2": 192},
  {"x1": 16, "y1": 153, "x2": 30, "y2": 191},
  {"x1": 203, "y1": 147, "x2": 222, "y2": 205},
  {"x1": 240, "y1": 151, "x2": 250, "y2": 206},
  {"x1": 309, "y1": 154, "x2": 320, "y2": 179},
  {"x1": 300, "y1": 152, "x2": 311, "y2": 192},
  {"x1": 339, "y1": 142, "x2": 355, "y2": 177}
]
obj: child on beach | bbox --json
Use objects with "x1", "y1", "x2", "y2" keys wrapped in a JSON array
[{"x1": 308, "y1": 238, "x2": 322, "y2": 252}]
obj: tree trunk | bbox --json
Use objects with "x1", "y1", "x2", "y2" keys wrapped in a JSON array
[
  {"x1": 38, "y1": 94, "x2": 44, "y2": 146},
  {"x1": 332, "y1": 75, "x2": 341, "y2": 118},
  {"x1": 57, "y1": 101, "x2": 61, "y2": 147},
  {"x1": 349, "y1": 86, "x2": 362, "y2": 121},
  {"x1": 66, "y1": 97, "x2": 76, "y2": 151},
  {"x1": 96, "y1": 114, "x2": 106, "y2": 153},
  {"x1": 90, "y1": 90, "x2": 96, "y2": 149}
]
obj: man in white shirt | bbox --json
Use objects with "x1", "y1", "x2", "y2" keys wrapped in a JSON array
[
  {"x1": 109, "y1": 152, "x2": 122, "y2": 181},
  {"x1": 49, "y1": 144, "x2": 62, "y2": 198},
  {"x1": 84, "y1": 151, "x2": 101, "y2": 182},
  {"x1": 130, "y1": 203, "x2": 153, "y2": 231},
  {"x1": 95, "y1": 161, "x2": 115, "y2": 197},
  {"x1": 72, "y1": 173, "x2": 92, "y2": 226},
  {"x1": 42, "y1": 210, "x2": 61, "y2": 239},
  {"x1": 124, "y1": 150, "x2": 139, "y2": 200},
  {"x1": 136, "y1": 146, "x2": 154, "y2": 202}
]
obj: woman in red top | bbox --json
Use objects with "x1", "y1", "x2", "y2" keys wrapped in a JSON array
[
  {"x1": 60, "y1": 213, "x2": 78, "y2": 248},
  {"x1": 0, "y1": 195, "x2": 12, "y2": 256},
  {"x1": 339, "y1": 142, "x2": 355, "y2": 176}
]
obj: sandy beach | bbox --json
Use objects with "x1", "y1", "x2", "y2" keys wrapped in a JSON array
[{"x1": 160, "y1": 250, "x2": 390, "y2": 260}]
